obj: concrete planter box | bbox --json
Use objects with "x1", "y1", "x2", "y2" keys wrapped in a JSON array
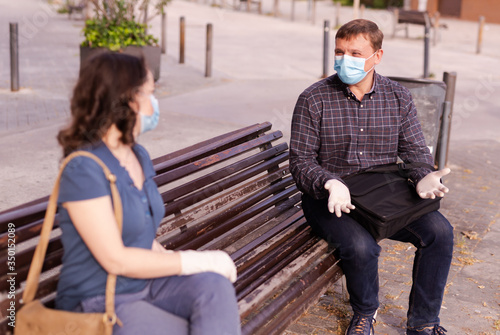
[{"x1": 80, "y1": 45, "x2": 162, "y2": 81}]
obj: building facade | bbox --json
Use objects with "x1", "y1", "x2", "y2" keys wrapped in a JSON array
[{"x1": 409, "y1": 0, "x2": 500, "y2": 24}]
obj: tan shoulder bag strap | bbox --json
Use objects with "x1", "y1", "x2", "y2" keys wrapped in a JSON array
[{"x1": 22, "y1": 151, "x2": 123, "y2": 328}]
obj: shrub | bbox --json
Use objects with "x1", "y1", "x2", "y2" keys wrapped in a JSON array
[{"x1": 81, "y1": 0, "x2": 169, "y2": 50}]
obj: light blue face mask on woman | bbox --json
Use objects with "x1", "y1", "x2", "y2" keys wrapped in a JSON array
[
  {"x1": 334, "y1": 51, "x2": 377, "y2": 85},
  {"x1": 140, "y1": 95, "x2": 160, "y2": 134}
]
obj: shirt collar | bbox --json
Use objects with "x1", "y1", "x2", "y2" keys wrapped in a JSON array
[
  {"x1": 90, "y1": 141, "x2": 156, "y2": 181},
  {"x1": 333, "y1": 71, "x2": 379, "y2": 99},
  {"x1": 132, "y1": 144, "x2": 155, "y2": 179}
]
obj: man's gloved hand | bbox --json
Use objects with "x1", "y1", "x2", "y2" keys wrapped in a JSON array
[
  {"x1": 324, "y1": 179, "x2": 355, "y2": 218},
  {"x1": 178, "y1": 250, "x2": 237, "y2": 283},
  {"x1": 416, "y1": 168, "x2": 451, "y2": 199}
]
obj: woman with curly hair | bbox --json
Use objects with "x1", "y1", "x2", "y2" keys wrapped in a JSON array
[{"x1": 56, "y1": 52, "x2": 241, "y2": 335}]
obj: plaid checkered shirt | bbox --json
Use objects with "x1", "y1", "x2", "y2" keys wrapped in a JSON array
[{"x1": 290, "y1": 72, "x2": 434, "y2": 199}]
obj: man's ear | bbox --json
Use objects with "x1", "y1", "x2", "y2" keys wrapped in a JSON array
[{"x1": 374, "y1": 49, "x2": 384, "y2": 65}]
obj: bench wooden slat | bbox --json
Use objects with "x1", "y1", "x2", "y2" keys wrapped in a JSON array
[
  {"x1": 159, "y1": 143, "x2": 288, "y2": 204},
  {"x1": 238, "y1": 239, "x2": 330, "y2": 318},
  {"x1": 152, "y1": 122, "x2": 271, "y2": 166},
  {"x1": 231, "y1": 209, "x2": 303, "y2": 262},
  {"x1": 0, "y1": 217, "x2": 46, "y2": 249},
  {"x1": 181, "y1": 184, "x2": 298, "y2": 251},
  {"x1": 398, "y1": 10, "x2": 428, "y2": 25},
  {"x1": 154, "y1": 131, "x2": 283, "y2": 186},
  {"x1": 233, "y1": 211, "x2": 305, "y2": 268},
  {"x1": 236, "y1": 235, "x2": 320, "y2": 302},
  {"x1": 0, "y1": 197, "x2": 50, "y2": 232},
  {"x1": 241, "y1": 250, "x2": 340, "y2": 335},
  {"x1": 161, "y1": 176, "x2": 296, "y2": 250},
  {"x1": 206, "y1": 194, "x2": 302, "y2": 252},
  {"x1": 0, "y1": 239, "x2": 62, "y2": 291},
  {"x1": 153, "y1": 122, "x2": 275, "y2": 173},
  {"x1": 158, "y1": 167, "x2": 290, "y2": 237},
  {"x1": 235, "y1": 227, "x2": 316, "y2": 297},
  {"x1": 161, "y1": 153, "x2": 289, "y2": 216}
]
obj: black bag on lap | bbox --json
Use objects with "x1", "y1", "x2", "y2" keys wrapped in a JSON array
[{"x1": 343, "y1": 163, "x2": 442, "y2": 241}]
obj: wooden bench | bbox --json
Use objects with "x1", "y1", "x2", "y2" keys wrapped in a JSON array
[
  {"x1": 391, "y1": 8, "x2": 447, "y2": 44},
  {"x1": 237, "y1": 0, "x2": 263, "y2": 14},
  {"x1": 0, "y1": 122, "x2": 343, "y2": 335},
  {"x1": 67, "y1": 0, "x2": 87, "y2": 20}
]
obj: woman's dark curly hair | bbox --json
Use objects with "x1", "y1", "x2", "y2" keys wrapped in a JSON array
[{"x1": 58, "y1": 52, "x2": 148, "y2": 157}]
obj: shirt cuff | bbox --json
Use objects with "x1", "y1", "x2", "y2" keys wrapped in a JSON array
[{"x1": 409, "y1": 167, "x2": 433, "y2": 186}]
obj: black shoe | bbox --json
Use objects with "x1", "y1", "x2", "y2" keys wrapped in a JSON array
[
  {"x1": 345, "y1": 312, "x2": 376, "y2": 335},
  {"x1": 407, "y1": 325, "x2": 447, "y2": 335}
]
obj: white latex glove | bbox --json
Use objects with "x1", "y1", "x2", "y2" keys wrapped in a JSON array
[
  {"x1": 324, "y1": 179, "x2": 355, "y2": 218},
  {"x1": 178, "y1": 250, "x2": 237, "y2": 283},
  {"x1": 416, "y1": 168, "x2": 451, "y2": 199}
]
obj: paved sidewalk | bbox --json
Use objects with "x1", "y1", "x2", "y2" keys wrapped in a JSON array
[{"x1": 1, "y1": 0, "x2": 499, "y2": 333}]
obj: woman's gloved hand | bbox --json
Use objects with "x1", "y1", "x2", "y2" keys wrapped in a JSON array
[{"x1": 178, "y1": 250, "x2": 237, "y2": 283}]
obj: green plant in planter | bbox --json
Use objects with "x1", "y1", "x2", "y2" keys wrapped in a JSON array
[
  {"x1": 82, "y1": 0, "x2": 169, "y2": 50},
  {"x1": 80, "y1": 0, "x2": 170, "y2": 80},
  {"x1": 82, "y1": 17, "x2": 158, "y2": 51}
]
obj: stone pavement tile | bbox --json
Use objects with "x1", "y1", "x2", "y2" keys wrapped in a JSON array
[
  {"x1": 284, "y1": 283, "x2": 350, "y2": 335},
  {"x1": 0, "y1": 0, "x2": 79, "y2": 133}
]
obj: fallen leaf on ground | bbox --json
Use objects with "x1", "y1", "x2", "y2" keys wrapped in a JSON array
[{"x1": 461, "y1": 231, "x2": 479, "y2": 240}]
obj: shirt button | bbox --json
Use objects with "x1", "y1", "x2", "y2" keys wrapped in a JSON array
[
  {"x1": 360, "y1": 104, "x2": 363, "y2": 108},
  {"x1": 370, "y1": 96, "x2": 373, "y2": 99},
  {"x1": 359, "y1": 152, "x2": 363, "y2": 155},
  {"x1": 360, "y1": 128, "x2": 364, "y2": 132}
]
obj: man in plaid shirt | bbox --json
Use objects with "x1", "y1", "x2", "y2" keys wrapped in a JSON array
[{"x1": 290, "y1": 19, "x2": 453, "y2": 335}]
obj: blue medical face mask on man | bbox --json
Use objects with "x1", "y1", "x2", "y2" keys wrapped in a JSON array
[
  {"x1": 140, "y1": 95, "x2": 160, "y2": 134},
  {"x1": 334, "y1": 51, "x2": 377, "y2": 85}
]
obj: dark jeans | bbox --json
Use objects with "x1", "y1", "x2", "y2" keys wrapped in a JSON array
[{"x1": 302, "y1": 194, "x2": 454, "y2": 329}]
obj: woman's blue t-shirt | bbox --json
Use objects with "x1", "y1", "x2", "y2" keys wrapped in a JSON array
[{"x1": 55, "y1": 142, "x2": 165, "y2": 311}]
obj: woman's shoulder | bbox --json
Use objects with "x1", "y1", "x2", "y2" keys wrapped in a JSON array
[
  {"x1": 132, "y1": 143, "x2": 155, "y2": 178},
  {"x1": 59, "y1": 144, "x2": 112, "y2": 203},
  {"x1": 132, "y1": 143, "x2": 151, "y2": 160}
]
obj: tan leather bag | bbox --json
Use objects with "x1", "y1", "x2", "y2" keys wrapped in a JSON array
[{"x1": 15, "y1": 151, "x2": 123, "y2": 335}]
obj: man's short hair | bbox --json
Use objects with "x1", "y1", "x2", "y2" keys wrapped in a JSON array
[{"x1": 335, "y1": 19, "x2": 384, "y2": 51}]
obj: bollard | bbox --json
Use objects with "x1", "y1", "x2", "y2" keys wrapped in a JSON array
[
  {"x1": 360, "y1": 4, "x2": 365, "y2": 18},
  {"x1": 311, "y1": 0, "x2": 316, "y2": 25},
  {"x1": 179, "y1": 17, "x2": 185, "y2": 64},
  {"x1": 353, "y1": 0, "x2": 360, "y2": 19},
  {"x1": 322, "y1": 20, "x2": 330, "y2": 79},
  {"x1": 10, "y1": 22, "x2": 20, "y2": 92},
  {"x1": 335, "y1": 2, "x2": 341, "y2": 27},
  {"x1": 291, "y1": 0, "x2": 295, "y2": 21},
  {"x1": 432, "y1": 11, "x2": 440, "y2": 46},
  {"x1": 476, "y1": 16, "x2": 485, "y2": 54},
  {"x1": 423, "y1": 15, "x2": 430, "y2": 78},
  {"x1": 205, "y1": 23, "x2": 213, "y2": 78},
  {"x1": 161, "y1": 11, "x2": 167, "y2": 54}
]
